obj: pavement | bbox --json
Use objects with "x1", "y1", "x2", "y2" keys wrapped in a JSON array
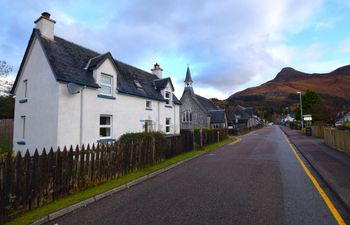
[
  {"x1": 280, "y1": 125, "x2": 350, "y2": 212},
  {"x1": 48, "y1": 125, "x2": 347, "y2": 225}
]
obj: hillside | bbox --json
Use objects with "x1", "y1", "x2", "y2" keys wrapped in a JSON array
[{"x1": 228, "y1": 65, "x2": 350, "y2": 118}]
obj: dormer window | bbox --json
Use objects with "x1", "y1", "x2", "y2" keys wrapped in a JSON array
[
  {"x1": 134, "y1": 80, "x2": 143, "y2": 89},
  {"x1": 165, "y1": 91, "x2": 171, "y2": 104},
  {"x1": 100, "y1": 73, "x2": 113, "y2": 95}
]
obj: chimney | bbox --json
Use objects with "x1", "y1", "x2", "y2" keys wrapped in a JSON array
[
  {"x1": 151, "y1": 63, "x2": 163, "y2": 79},
  {"x1": 34, "y1": 12, "x2": 56, "y2": 41}
]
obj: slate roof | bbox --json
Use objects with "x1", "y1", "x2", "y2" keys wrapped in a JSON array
[
  {"x1": 12, "y1": 29, "x2": 181, "y2": 104},
  {"x1": 208, "y1": 110, "x2": 226, "y2": 123},
  {"x1": 194, "y1": 94, "x2": 218, "y2": 111},
  {"x1": 153, "y1": 78, "x2": 174, "y2": 91},
  {"x1": 235, "y1": 105, "x2": 251, "y2": 118}
]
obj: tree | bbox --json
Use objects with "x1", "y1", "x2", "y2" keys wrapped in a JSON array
[
  {"x1": 0, "y1": 60, "x2": 13, "y2": 77},
  {"x1": 293, "y1": 90, "x2": 334, "y2": 123},
  {"x1": 302, "y1": 90, "x2": 322, "y2": 115}
]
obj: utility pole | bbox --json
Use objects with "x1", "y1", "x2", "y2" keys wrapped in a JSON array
[{"x1": 297, "y1": 91, "x2": 303, "y2": 129}]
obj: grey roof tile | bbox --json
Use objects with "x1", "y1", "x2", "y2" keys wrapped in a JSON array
[
  {"x1": 209, "y1": 110, "x2": 226, "y2": 123},
  {"x1": 32, "y1": 29, "x2": 181, "y2": 104},
  {"x1": 194, "y1": 94, "x2": 219, "y2": 111}
]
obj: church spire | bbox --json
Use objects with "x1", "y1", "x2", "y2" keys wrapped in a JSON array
[{"x1": 184, "y1": 66, "x2": 193, "y2": 87}]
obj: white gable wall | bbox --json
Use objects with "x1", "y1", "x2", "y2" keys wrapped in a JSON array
[{"x1": 13, "y1": 38, "x2": 59, "y2": 153}]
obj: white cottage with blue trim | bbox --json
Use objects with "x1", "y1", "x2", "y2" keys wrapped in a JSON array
[{"x1": 11, "y1": 12, "x2": 181, "y2": 153}]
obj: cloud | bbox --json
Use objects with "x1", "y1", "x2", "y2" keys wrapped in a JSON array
[{"x1": 0, "y1": 0, "x2": 326, "y2": 99}]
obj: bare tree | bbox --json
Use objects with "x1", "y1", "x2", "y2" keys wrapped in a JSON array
[{"x1": 0, "y1": 60, "x2": 13, "y2": 77}]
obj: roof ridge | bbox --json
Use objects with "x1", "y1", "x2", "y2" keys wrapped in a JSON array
[{"x1": 114, "y1": 59, "x2": 157, "y2": 78}]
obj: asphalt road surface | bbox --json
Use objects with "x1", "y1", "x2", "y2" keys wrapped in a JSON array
[{"x1": 49, "y1": 125, "x2": 349, "y2": 225}]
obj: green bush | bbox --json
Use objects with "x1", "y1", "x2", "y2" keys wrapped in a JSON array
[
  {"x1": 118, "y1": 132, "x2": 165, "y2": 143},
  {"x1": 0, "y1": 138, "x2": 12, "y2": 156},
  {"x1": 344, "y1": 121, "x2": 350, "y2": 130}
]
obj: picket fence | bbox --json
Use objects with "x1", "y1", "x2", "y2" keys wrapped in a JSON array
[{"x1": 0, "y1": 129, "x2": 226, "y2": 223}]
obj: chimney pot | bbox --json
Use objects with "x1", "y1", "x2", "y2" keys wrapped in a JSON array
[
  {"x1": 151, "y1": 63, "x2": 163, "y2": 79},
  {"x1": 42, "y1": 12, "x2": 51, "y2": 19}
]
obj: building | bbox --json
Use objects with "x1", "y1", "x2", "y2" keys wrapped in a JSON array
[
  {"x1": 180, "y1": 67, "x2": 226, "y2": 129},
  {"x1": 227, "y1": 105, "x2": 260, "y2": 129},
  {"x1": 11, "y1": 12, "x2": 181, "y2": 153}
]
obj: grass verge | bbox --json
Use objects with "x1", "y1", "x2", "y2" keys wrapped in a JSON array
[{"x1": 7, "y1": 137, "x2": 234, "y2": 225}]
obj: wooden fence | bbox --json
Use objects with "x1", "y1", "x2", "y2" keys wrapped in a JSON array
[
  {"x1": 324, "y1": 128, "x2": 350, "y2": 155},
  {"x1": 0, "y1": 128, "x2": 229, "y2": 224},
  {"x1": 0, "y1": 119, "x2": 13, "y2": 150},
  {"x1": 194, "y1": 128, "x2": 228, "y2": 149},
  {"x1": 310, "y1": 125, "x2": 324, "y2": 138}
]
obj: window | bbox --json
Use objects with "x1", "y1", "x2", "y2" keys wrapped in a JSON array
[
  {"x1": 23, "y1": 80, "x2": 28, "y2": 98},
  {"x1": 165, "y1": 91, "x2": 171, "y2": 104},
  {"x1": 100, "y1": 74, "x2": 113, "y2": 95},
  {"x1": 146, "y1": 100, "x2": 152, "y2": 109},
  {"x1": 134, "y1": 80, "x2": 143, "y2": 89},
  {"x1": 182, "y1": 111, "x2": 192, "y2": 122},
  {"x1": 99, "y1": 115, "x2": 112, "y2": 138},
  {"x1": 165, "y1": 118, "x2": 171, "y2": 133},
  {"x1": 21, "y1": 116, "x2": 26, "y2": 139}
]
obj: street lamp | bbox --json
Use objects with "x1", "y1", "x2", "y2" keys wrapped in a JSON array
[{"x1": 296, "y1": 91, "x2": 303, "y2": 129}]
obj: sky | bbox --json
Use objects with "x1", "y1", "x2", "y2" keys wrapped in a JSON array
[{"x1": 1, "y1": 0, "x2": 350, "y2": 99}]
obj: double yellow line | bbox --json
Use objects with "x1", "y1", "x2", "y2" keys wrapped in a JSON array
[{"x1": 282, "y1": 132, "x2": 346, "y2": 225}]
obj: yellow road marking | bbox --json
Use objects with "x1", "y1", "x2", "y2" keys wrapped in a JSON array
[{"x1": 282, "y1": 131, "x2": 346, "y2": 225}]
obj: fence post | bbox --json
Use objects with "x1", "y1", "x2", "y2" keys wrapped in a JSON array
[
  {"x1": 192, "y1": 130, "x2": 195, "y2": 151},
  {"x1": 217, "y1": 131, "x2": 220, "y2": 143},
  {"x1": 200, "y1": 128, "x2": 203, "y2": 149}
]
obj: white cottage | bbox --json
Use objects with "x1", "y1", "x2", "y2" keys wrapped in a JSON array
[{"x1": 11, "y1": 12, "x2": 181, "y2": 153}]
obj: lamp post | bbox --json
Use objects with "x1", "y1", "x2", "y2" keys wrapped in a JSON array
[{"x1": 297, "y1": 91, "x2": 303, "y2": 129}]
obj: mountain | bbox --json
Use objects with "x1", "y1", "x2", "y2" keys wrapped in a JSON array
[{"x1": 228, "y1": 65, "x2": 350, "y2": 119}]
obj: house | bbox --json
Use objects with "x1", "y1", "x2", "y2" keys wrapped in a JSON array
[
  {"x1": 227, "y1": 105, "x2": 259, "y2": 129},
  {"x1": 281, "y1": 113, "x2": 295, "y2": 124},
  {"x1": 180, "y1": 67, "x2": 227, "y2": 129},
  {"x1": 11, "y1": 12, "x2": 181, "y2": 153},
  {"x1": 335, "y1": 110, "x2": 350, "y2": 126}
]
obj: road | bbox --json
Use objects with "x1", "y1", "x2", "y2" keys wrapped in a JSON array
[{"x1": 49, "y1": 125, "x2": 348, "y2": 225}]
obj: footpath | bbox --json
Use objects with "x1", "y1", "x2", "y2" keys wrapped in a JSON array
[{"x1": 280, "y1": 126, "x2": 350, "y2": 211}]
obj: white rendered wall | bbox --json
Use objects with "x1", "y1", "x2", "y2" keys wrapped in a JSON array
[
  {"x1": 57, "y1": 59, "x2": 181, "y2": 149},
  {"x1": 56, "y1": 59, "x2": 181, "y2": 149},
  {"x1": 13, "y1": 38, "x2": 59, "y2": 154}
]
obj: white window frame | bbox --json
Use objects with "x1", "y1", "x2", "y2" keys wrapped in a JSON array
[
  {"x1": 183, "y1": 111, "x2": 192, "y2": 123},
  {"x1": 165, "y1": 91, "x2": 171, "y2": 105},
  {"x1": 146, "y1": 100, "x2": 152, "y2": 109},
  {"x1": 99, "y1": 115, "x2": 112, "y2": 139},
  {"x1": 99, "y1": 73, "x2": 113, "y2": 95},
  {"x1": 21, "y1": 116, "x2": 26, "y2": 139},
  {"x1": 165, "y1": 118, "x2": 171, "y2": 133}
]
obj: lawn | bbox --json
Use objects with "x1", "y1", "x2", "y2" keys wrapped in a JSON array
[
  {"x1": 0, "y1": 138, "x2": 11, "y2": 155},
  {"x1": 7, "y1": 137, "x2": 235, "y2": 225}
]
